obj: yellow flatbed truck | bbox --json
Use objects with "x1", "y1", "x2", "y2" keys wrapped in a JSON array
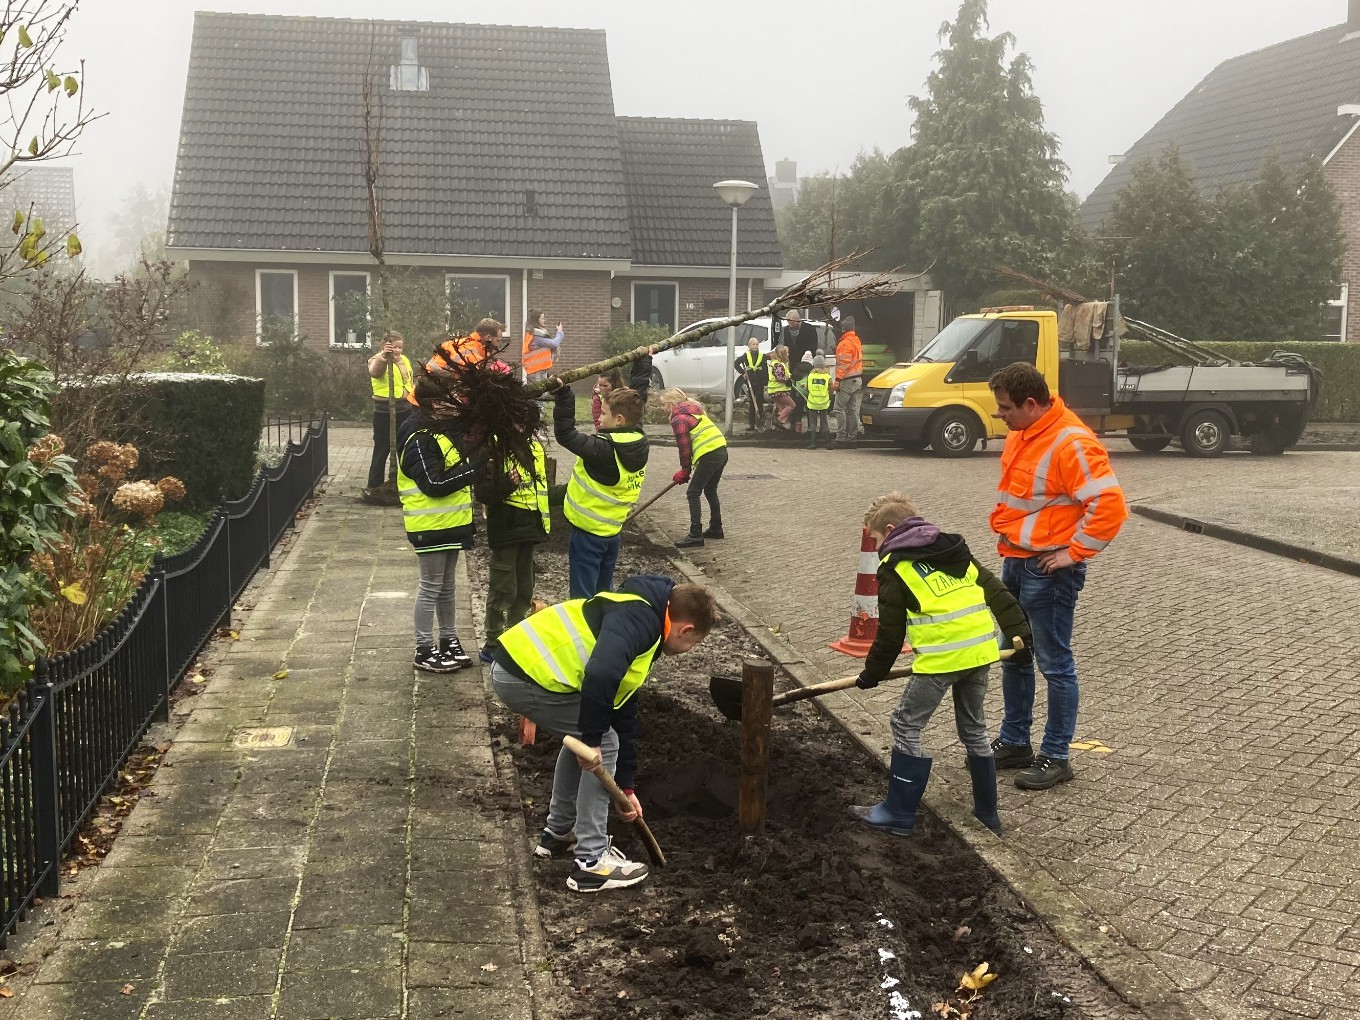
[{"x1": 859, "y1": 306, "x2": 1320, "y2": 458}]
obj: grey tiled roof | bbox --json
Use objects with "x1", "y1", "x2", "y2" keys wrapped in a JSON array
[
  {"x1": 1081, "y1": 21, "x2": 1360, "y2": 226},
  {"x1": 168, "y1": 13, "x2": 632, "y2": 258},
  {"x1": 617, "y1": 117, "x2": 783, "y2": 268}
]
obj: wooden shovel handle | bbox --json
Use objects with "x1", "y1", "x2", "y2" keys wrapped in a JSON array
[
  {"x1": 562, "y1": 735, "x2": 666, "y2": 868},
  {"x1": 624, "y1": 480, "x2": 681, "y2": 524},
  {"x1": 777, "y1": 641, "x2": 1020, "y2": 708}
]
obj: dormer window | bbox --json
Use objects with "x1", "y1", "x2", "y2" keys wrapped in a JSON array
[{"x1": 390, "y1": 37, "x2": 429, "y2": 92}]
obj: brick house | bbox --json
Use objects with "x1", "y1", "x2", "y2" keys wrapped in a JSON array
[
  {"x1": 1081, "y1": 1, "x2": 1360, "y2": 341},
  {"x1": 166, "y1": 13, "x2": 782, "y2": 371}
]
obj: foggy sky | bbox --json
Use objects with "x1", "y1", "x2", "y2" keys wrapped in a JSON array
[{"x1": 55, "y1": 0, "x2": 1345, "y2": 271}]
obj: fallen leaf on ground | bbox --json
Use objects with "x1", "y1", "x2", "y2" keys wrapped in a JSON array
[
  {"x1": 953, "y1": 925, "x2": 972, "y2": 940},
  {"x1": 0, "y1": 987, "x2": 13, "y2": 999},
  {"x1": 616, "y1": 990, "x2": 629, "y2": 999},
  {"x1": 958, "y1": 961, "x2": 997, "y2": 992},
  {"x1": 120, "y1": 983, "x2": 135, "y2": 995},
  {"x1": 272, "y1": 669, "x2": 289, "y2": 680},
  {"x1": 480, "y1": 963, "x2": 498, "y2": 972}
]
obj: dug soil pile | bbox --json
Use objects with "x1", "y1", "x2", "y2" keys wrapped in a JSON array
[{"x1": 471, "y1": 519, "x2": 1139, "y2": 1020}]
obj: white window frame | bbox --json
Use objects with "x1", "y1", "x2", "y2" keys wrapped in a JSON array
[
  {"x1": 1325, "y1": 282, "x2": 1349, "y2": 342},
  {"x1": 329, "y1": 270, "x2": 371, "y2": 349},
  {"x1": 255, "y1": 268, "x2": 299, "y2": 346},
  {"x1": 445, "y1": 272, "x2": 511, "y2": 331},
  {"x1": 630, "y1": 281, "x2": 680, "y2": 333}
]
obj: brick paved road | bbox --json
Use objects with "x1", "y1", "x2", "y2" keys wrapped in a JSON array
[{"x1": 633, "y1": 438, "x2": 1360, "y2": 1020}]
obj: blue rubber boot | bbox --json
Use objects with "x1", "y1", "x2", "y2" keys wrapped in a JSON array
[
  {"x1": 849, "y1": 751, "x2": 931, "y2": 836},
  {"x1": 967, "y1": 755, "x2": 1002, "y2": 835}
]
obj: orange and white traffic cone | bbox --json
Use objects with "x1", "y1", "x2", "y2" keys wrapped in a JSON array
[{"x1": 829, "y1": 527, "x2": 901, "y2": 659}]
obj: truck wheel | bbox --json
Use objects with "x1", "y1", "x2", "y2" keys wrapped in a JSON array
[
  {"x1": 649, "y1": 368, "x2": 663, "y2": 392},
  {"x1": 1180, "y1": 409, "x2": 1230, "y2": 457},
  {"x1": 928, "y1": 408, "x2": 980, "y2": 458},
  {"x1": 1128, "y1": 435, "x2": 1172, "y2": 453}
]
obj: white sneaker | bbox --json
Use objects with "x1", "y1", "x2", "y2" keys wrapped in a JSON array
[{"x1": 566, "y1": 842, "x2": 649, "y2": 893}]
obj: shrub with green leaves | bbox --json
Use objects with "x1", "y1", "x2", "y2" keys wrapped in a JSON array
[
  {"x1": 603, "y1": 322, "x2": 670, "y2": 360},
  {"x1": 0, "y1": 354, "x2": 78, "y2": 693}
]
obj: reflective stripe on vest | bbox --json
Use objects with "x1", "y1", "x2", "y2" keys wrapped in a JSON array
[
  {"x1": 892, "y1": 559, "x2": 999, "y2": 674},
  {"x1": 689, "y1": 413, "x2": 727, "y2": 462},
  {"x1": 504, "y1": 439, "x2": 551, "y2": 534},
  {"x1": 498, "y1": 592, "x2": 660, "y2": 706},
  {"x1": 564, "y1": 431, "x2": 646, "y2": 537},
  {"x1": 396, "y1": 432, "x2": 474, "y2": 534},
  {"x1": 522, "y1": 330, "x2": 553, "y2": 375},
  {"x1": 806, "y1": 371, "x2": 833, "y2": 410},
  {"x1": 371, "y1": 355, "x2": 413, "y2": 400},
  {"x1": 766, "y1": 362, "x2": 791, "y2": 394}
]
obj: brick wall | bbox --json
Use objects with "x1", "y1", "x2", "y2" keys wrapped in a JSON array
[
  {"x1": 1325, "y1": 132, "x2": 1360, "y2": 342},
  {"x1": 524, "y1": 269, "x2": 613, "y2": 371}
]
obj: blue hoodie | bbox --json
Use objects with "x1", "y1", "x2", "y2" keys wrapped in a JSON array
[{"x1": 495, "y1": 574, "x2": 675, "y2": 789}]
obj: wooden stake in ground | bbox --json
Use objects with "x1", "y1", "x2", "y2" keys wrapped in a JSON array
[{"x1": 738, "y1": 659, "x2": 775, "y2": 834}]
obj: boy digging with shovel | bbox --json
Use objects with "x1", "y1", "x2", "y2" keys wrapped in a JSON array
[
  {"x1": 850, "y1": 493, "x2": 1031, "y2": 836},
  {"x1": 491, "y1": 577, "x2": 718, "y2": 892}
]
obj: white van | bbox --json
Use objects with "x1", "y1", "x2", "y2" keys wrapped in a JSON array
[{"x1": 648, "y1": 316, "x2": 833, "y2": 398}]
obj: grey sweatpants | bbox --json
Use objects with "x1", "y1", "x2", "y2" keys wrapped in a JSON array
[
  {"x1": 414, "y1": 549, "x2": 458, "y2": 648},
  {"x1": 889, "y1": 663, "x2": 993, "y2": 758},
  {"x1": 490, "y1": 663, "x2": 618, "y2": 864}
]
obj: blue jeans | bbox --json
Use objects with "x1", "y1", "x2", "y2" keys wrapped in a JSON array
[
  {"x1": 997, "y1": 556, "x2": 1086, "y2": 760},
  {"x1": 568, "y1": 526, "x2": 621, "y2": 599}
]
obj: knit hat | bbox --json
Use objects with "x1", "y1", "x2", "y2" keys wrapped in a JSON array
[
  {"x1": 800, "y1": 351, "x2": 814, "y2": 365},
  {"x1": 812, "y1": 354, "x2": 826, "y2": 369}
]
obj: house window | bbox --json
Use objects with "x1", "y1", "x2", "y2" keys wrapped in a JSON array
[
  {"x1": 632, "y1": 282, "x2": 678, "y2": 333},
  {"x1": 1321, "y1": 282, "x2": 1348, "y2": 341},
  {"x1": 256, "y1": 269, "x2": 297, "y2": 345},
  {"x1": 330, "y1": 272, "x2": 370, "y2": 348},
  {"x1": 446, "y1": 274, "x2": 509, "y2": 334}
]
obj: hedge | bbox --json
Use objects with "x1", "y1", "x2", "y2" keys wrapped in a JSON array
[
  {"x1": 1117, "y1": 340, "x2": 1360, "y2": 423},
  {"x1": 77, "y1": 374, "x2": 266, "y2": 511}
]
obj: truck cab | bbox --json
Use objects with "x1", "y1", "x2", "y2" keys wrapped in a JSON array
[{"x1": 861, "y1": 306, "x2": 1318, "y2": 457}]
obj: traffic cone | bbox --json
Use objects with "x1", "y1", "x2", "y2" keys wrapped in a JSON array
[{"x1": 829, "y1": 527, "x2": 900, "y2": 658}]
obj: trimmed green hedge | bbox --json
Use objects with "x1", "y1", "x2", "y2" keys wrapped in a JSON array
[
  {"x1": 76, "y1": 374, "x2": 266, "y2": 511},
  {"x1": 1118, "y1": 341, "x2": 1360, "y2": 422}
]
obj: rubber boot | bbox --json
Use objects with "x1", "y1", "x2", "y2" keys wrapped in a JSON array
[
  {"x1": 849, "y1": 751, "x2": 931, "y2": 836},
  {"x1": 966, "y1": 755, "x2": 1002, "y2": 835}
]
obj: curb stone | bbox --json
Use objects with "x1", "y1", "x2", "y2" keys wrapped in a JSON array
[
  {"x1": 1131, "y1": 505, "x2": 1360, "y2": 579},
  {"x1": 631, "y1": 513, "x2": 1207, "y2": 1020}
]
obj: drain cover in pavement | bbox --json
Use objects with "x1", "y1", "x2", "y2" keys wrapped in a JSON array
[{"x1": 233, "y1": 726, "x2": 295, "y2": 749}]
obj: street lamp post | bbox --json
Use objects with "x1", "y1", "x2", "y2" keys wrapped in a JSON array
[{"x1": 713, "y1": 179, "x2": 759, "y2": 434}]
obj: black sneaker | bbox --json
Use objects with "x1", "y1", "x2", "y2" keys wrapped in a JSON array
[
  {"x1": 991, "y1": 737, "x2": 1035, "y2": 770},
  {"x1": 566, "y1": 843, "x2": 649, "y2": 893},
  {"x1": 532, "y1": 828, "x2": 577, "y2": 860},
  {"x1": 413, "y1": 645, "x2": 456, "y2": 673},
  {"x1": 702, "y1": 525, "x2": 725, "y2": 539},
  {"x1": 675, "y1": 534, "x2": 705, "y2": 548},
  {"x1": 478, "y1": 645, "x2": 496, "y2": 665},
  {"x1": 440, "y1": 636, "x2": 473, "y2": 670},
  {"x1": 1015, "y1": 754, "x2": 1074, "y2": 790}
]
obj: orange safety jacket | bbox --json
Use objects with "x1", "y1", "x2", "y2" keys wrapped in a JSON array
[
  {"x1": 522, "y1": 330, "x2": 554, "y2": 375},
  {"x1": 834, "y1": 330, "x2": 863, "y2": 380},
  {"x1": 406, "y1": 334, "x2": 489, "y2": 406},
  {"x1": 990, "y1": 397, "x2": 1128, "y2": 563}
]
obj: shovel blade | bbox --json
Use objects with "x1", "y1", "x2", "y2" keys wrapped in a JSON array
[{"x1": 708, "y1": 674, "x2": 746, "y2": 722}]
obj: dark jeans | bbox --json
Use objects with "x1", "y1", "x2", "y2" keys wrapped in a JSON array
[
  {"x1": 568, "y1": 526, "x2": 621, "y2": 599},
  {"x1": 890, "y1": 664, "x2": 992, "y2": 758},
  {"x1": 806, "y1": 409, "x2": 831, "y2": 438},
  {"x1": 743, "y1": 377, "x2": 765, "y2": 429},
  {"x1": 368, "y1": 404, "x2": 411, "y2": 488},
  {"x1": 997, "y1": 556, "x2": 1086, "y2": 759},
  {"x1": 686, "y1": 448, "x2": 728, "y2": 535},
  {"x1": 484, "y1": 542, "x2": 536, "y2": 648}
]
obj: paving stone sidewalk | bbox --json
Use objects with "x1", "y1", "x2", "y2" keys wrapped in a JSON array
[
  {"x1": 4, "y1": 437, "x2": 543, "y2": 1020},
  {"x1": 632, "y1": 439, "x2": 1360, "y2": 1020}
]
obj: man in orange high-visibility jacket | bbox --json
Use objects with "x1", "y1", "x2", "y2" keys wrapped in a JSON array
[
  {"x1": 987, "y1": 362, "x2": 1127, "y2": 792},
  {"x1": 832, "y1": 315, "x2": 864, "y2": 446},
  {"x1": 406, "y1": 318, "x2": 502, "y2": 407}
]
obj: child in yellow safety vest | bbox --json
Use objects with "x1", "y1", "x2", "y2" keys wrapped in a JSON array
[
  {"x1": 477, "y1": 435, "x2": 551, "y2": 664},
  {"x1": 766, "y1": 345, "x2": 796, "y2": 430},
  {"x1": 804, "y1": 353, "x2": 834, "y2": 449},
  {"x1": 659, "y1": 388, "x2": 729, "y2": 549},
  {"x1": 848, "y1": 492, "x2": 1032, "y2": 838}
]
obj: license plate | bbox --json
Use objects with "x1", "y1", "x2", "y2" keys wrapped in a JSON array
[{"x1": 862, "y1": 416, "x2": 873, "y2": 425}]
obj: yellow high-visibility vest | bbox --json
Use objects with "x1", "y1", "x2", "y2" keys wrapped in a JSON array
[
  {"x1": 397, "y1": 431, "x2": 473, "y2": 542},
  {"x1": 371, "y1": 354, "x2": 413, "y2": 400},
  {"x1": 892, "y1": 559, "x2": 999, "y2": 674},
  {"x1": 564, "y1": 431, "x2": 646, "y2": 537},
  {"x1": 505, "y1": 439, "x2": 551, "y2": 534}
]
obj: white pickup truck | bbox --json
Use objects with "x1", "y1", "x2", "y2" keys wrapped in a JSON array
[{"x1": 648, "y1": 316, "x2": 833, "y2": 398}]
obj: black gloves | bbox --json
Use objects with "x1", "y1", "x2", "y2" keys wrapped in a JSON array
[
  {"x1": 855, "y1": 671, "x2": 882, "y2": 690},
  {"x1": 1005, "y1": 641, "x2": 1033, "y2": 668}
]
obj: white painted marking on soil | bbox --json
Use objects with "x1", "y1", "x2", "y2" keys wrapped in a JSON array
[
  {"x1": 880, "y1": 976, "x2": 900, "y2": 989},
  {"x1": 887, "y1": 990, "x2": 923, "y2": 1019},
  {"x1": 878, "y1": 948, "x2": 897, "y2": 964}
]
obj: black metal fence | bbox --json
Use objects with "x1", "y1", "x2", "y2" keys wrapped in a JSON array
[{"x1": 0, "y1": 417, "x2": 328, "y2": 946}]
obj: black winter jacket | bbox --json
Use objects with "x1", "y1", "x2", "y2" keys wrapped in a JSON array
[
  {"x1": 863, "y1": 523, "x2": 1031, "y2": 683},
  {"x1": 493, "y1": 574, "x2": 673, "y2": 790},
  {"x1": 396, "y1": 411, "x2": 480, "y2": 551},
  {"x1": 553, "y1": 386, "x2": 649, "y2": 485}
]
